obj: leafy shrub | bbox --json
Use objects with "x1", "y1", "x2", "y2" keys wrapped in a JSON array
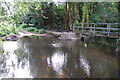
[
  {"x1": 117, "y1": 37, "x2": 120, "y2": 41},
  {"x1": 24, "y1": 27, "x2": 37, "y2": 32},
  {"x1": 38, "y1": 29, "x2": 46, "y2": 34},
  {"x1": 0, "y1": 37, "x2": 4, "y2": 42},
  {"x1": 20, "y1": 23, "x2": 29, "y2": 28},
  {"x1": 23, "y1": 27, "x2": 46, "y2": 34},
  {"x1": 43, "y1": 25, "x2": 50, "y2": 29},
  {"x1": 0, "y1": 23, "x2": 20, "y2": 36}
]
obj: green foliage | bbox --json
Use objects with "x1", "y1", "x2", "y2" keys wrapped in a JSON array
[
  {"x1": 23, "y1": 27, "x2": 37, "y2": 32},
  {"x1": 19, "y1": 23, "x2": 29, "y2": 28},
  {"x1": 117, "y1": 37, "x2": 120, "y2": 41},
  {"x1": 38, "y1": 29, "x2": 46, "y2": 34},
  {"x1": 0, "y1": 2, "x2": 119, "y2": 35},
  {"x1": 0, "y1": 22, "x2": 20, "y2": 36},
  {"x1": 22, "y1": 2, "x2": 44, "y2": 28},
  {"x1": 0, "y1": 50, "x2": 4, "y2": 55},
  {"x1": 23, "y1": 27, "x2": 46, "y2": 34},
  {"x1": 0, "y1": 37, "x2": 4, "y2": 42},
  {"x1": 43, "y1": 25, "x2": 50, "y2": 29},
  {"x1": 54, "y1": 4, "x2": 64, "y2": 27},
  {"x1": 89, "y1": 2, "x2": 118, "y2": 23},
  {"x1": 0, "y1": 6, "x2": 7, "y2": 16}
]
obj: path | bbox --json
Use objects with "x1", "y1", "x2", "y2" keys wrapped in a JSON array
[{"x1": 18, "y1": 30, "x2": 47, "y2": 37}]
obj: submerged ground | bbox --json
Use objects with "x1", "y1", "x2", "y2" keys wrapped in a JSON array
[{"x1": 0, "y1": 37, "x2": 119, "y2": 78}]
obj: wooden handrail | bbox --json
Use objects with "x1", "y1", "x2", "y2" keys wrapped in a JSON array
[
  {"x1": 73, "y1": 23, "x2": 120, "y2": 25},
  {"x1": 74, "y1": 27, "x2": 120, "y2": 30},
  {"x1": 72, "y1": 23, "x2": 120, "y2": 37}
]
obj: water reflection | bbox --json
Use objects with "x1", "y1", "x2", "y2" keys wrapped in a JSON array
[
  {"x1": 80, "y1": 54, "x2": 90, "y2": 77},
  {"x1": 3, "y1": 41, "x2": 17, "y2": 53},
  {"x1": 0, "y1": 37, "x2": 119, "y2": 78},
  {"x1": 47, "y1": 50, "x2": 67, "y2": 76},
  {"x1": 0, "y1": 41, "x2": 32, "y2": 78},
  {"x1": 51, "y1": 41, "x2": 63, "y2": 48}
]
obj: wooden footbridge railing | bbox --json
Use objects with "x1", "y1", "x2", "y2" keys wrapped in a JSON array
[{"x1": 72, "y1": 23, "x2": 120, "y2": 38}]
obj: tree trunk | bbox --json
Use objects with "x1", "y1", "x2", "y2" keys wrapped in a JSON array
[
  {"x1": 77, "y1": 3, "x2": 83, "y2": 23},
  {"x1": 64, "y1": 2, "x2": 69, "y2": 31}
]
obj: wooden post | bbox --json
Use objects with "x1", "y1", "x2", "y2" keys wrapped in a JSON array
[
  {"x1": 73, "y1": 23, "x2": 75, "y2": 32},
  {"x1": 82, "y1": 23, "x2": 84, "y2": 33},
  {"x1": 90, "y1": 24, "x2": 92, "y2": 32},
  {"x1": 107, "y1": 23, "x2": 110, "y2": 36},
  {"x1": 108, "y1": 23, "x2": 111, "y2": 36},
  {"x1": 93, "y1": 23, "x2": 95, "y2": 34}
]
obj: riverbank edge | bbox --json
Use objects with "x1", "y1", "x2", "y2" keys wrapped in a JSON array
[{"x1": 0, "y1": 30, "x2": 62, "y2": 41}]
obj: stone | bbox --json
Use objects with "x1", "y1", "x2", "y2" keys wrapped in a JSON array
[
  {"x1": 2, "y1": 34, "x2": 19, "y2": 41},
  {"x1": 61, "y1": 32, "x2": 78, "y2": 40}
]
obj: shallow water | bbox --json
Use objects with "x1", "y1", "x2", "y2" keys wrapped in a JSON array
[{"x1": 0, "y1": 37, "x2": 119, "y2": 78}]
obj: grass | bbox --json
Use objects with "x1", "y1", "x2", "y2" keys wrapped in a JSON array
[{"x1": 23, "y1": 27, "x2": 46, "y2": 34}]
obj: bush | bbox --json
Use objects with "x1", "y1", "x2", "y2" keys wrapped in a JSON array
[
  {"x1": 43, "y1": 25, "x2": 50, "y2": 29},
  {"x1": 0, "y1": 37, "x2": 4, "y2": 42},
  {"x1": 117, "y1": 37, "x2": 120, "y2": 41},
  {"x1": 23, "y1": 27, "x2": 46, "y2": 34},
  {"x1": 0, "y1": 23, "x2": 20, "y2": 36},
  {"x1": 23, "y1": 27, "x2": 37, "y2": 32},
  {"x1": 20, "y1": 23, "x2": 29, "y2": 28},
  {"x1": 38, "y1": 29, "x2": 46, "y2": 34}
]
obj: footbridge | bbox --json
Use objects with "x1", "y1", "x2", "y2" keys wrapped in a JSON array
[{"x1": 72, "y1": 23, "x2": 120, "y2": 38}]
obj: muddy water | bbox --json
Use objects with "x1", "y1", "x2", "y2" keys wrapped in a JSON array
[{"x1": 0, "y1": 37, "x2": 119, "y2": 78}]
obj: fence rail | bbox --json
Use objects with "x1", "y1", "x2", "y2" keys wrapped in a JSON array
[{"x1": 72, "y1": 23, "x2": 120, "y2": 38}]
